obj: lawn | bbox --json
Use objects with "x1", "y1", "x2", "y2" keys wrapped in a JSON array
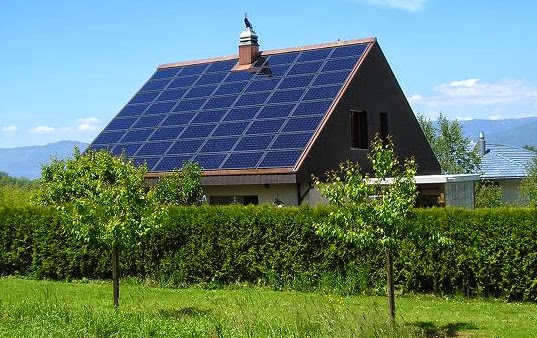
[{"x1": 0, "y1": 278, "x2": 536, "y2": 337}]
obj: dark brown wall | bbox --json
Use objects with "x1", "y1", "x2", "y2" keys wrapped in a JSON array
[{"x1": 297, "y1": 42, "x2": 441, "y2": 182}]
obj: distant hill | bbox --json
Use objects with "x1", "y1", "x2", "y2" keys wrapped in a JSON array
[
  {"x1": 459, "y1": 117, "x2": 537, "y2": 147},
  {"x1": 0, "y1": 141, "x2": 88, "y2": 179}
]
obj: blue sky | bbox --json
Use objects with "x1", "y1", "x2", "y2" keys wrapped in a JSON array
[{"x1": 1, "y1": 0, "x2": 536, "y2": 148}]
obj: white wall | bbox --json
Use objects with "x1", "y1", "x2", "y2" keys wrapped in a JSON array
[
  {"x1": 203, "y1": 184, "x2": 298, "y2": 206},
  {"x1": 499, "y1": 179, "x2": 527, "y2": 205}
]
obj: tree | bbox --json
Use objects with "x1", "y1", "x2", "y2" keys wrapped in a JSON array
[
  {"x1": 523, "y1": 145, "x2": 537, "y2": 153},
  {"x1": 313, "y1": 135, "x2": 417, "y2": 323},
  {"x1": 521, "y1": 155, "x2": 537, "y2": 206},
  {"x1": 33, "y1": 149, "x2": 158, "y2": 308},
  {"x1": 152, "y1": 161, "x2": 203, "y2": 205},
  {"x1": 475, "y1": 181, "x2": 504, "y2": 208},
  {"x1": 417, "y1": 113, "x2": 481, "y2": 174}
]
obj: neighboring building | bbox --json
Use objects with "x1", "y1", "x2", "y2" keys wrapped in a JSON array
[
  {"x1": 90, "y1": 21, "x2": 442, "y2": 205},
  {"x1": 478, "y1": 132, "x2": 536, "y2": 205}
]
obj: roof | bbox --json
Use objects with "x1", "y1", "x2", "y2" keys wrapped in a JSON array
[
  {"x1": 481, "y1": 144, "x2": 535, "y2": 179},
  {"x1": 89, "y1": 38, "x2": 376, "y2": 176}
]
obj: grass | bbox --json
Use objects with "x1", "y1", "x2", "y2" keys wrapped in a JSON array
[{"x1": 1, "y1": 278, "x2": 536, "y2": 337}]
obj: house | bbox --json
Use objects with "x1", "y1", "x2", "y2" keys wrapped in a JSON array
[
  {"x1": 477, "y1": 132, "x2": 535, "y2": 205},
  {"x1": 89, "y1": 20, "x2": 442, "y2": 206}
]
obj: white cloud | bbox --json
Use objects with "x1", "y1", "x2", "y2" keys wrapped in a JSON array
[
  {"x1": 353, "y1": 0, "x2": 427, "y2": 11},
  {"x1": 1, "y1": 126, "x2": 17, "y2": 132},
  {"x1": 77, "y1": 117, "x2": 101, "y2": 131},
  {"x1": 429, "y1": 78, "x2": 537, "y2": 106},
  {"x1": 30, "y1": 126, "x2": 55, "y2": 133}
]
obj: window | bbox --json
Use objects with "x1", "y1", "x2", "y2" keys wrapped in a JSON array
[
  {"x1": 380, "y1": 113, "x2": 389, "y2": 141},
  {"x1": 209, "y1": 195, "x2": 259, "y2": 205},
  {"x1": 350, "y1": 110, "x2": 368, "y2": 149}
]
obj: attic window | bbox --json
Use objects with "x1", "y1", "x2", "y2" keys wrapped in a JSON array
[
  {"x1": 350, "y1": 110, "x2": 368, "y2": 149},
  {"x1": 380, "y1": 113, "x2": 389, "y2": 141}
]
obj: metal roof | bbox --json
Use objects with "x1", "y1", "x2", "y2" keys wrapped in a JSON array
[{"x1": 481, "y1": 143, "x2": 535, "y2": 179}]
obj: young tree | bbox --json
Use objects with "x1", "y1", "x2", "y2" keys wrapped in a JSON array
[
  {"x1": 475, "y1": 181, "x2": 504, "y2": 208},
  {"x1": 521, "y1": 155, "x2": 537, "y2": 206},
  {"x1": 33, "y1": 149, "x2": 158, "y2": 308},
  {"x1": 314, "y1": 135, "x2": 417, "y2": 323},
  {"x1": 417, "y1": 113, "x2": 481, "y2": 174},
  {"x1": 152, "y1": 161, "x2": 203, "y2": 205}
]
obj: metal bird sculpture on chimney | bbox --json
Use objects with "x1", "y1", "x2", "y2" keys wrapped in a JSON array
[{"x1": 244, "y1": 13, "x2": 252, "y2": 29}]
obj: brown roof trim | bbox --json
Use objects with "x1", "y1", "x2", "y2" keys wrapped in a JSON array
[
  {"x1": 293, "y1": 40, "x2": 377, "y2": 171},
  {"x1": 157, "y1": 37, "x2": 377, "y2": 69},
  {"x1": 146, "y1": 167, "x2": 295, "y2": 179}
]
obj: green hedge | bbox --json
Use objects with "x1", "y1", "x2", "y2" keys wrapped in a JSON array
[{"x1": 1, "y1": 206, "x2": 536, "y2": 300}]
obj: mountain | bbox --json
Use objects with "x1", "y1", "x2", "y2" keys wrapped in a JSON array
[
  {"x1": 0, "y1": 141, "x2": 88, "y2": 179},
  {"x1": 459, "y1": 117, "x2": 537, "y2": 147}
]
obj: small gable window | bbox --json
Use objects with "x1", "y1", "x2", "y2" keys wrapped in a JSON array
[{"x1": 350, "y1": 110, "x2": 368, "y2": 149}]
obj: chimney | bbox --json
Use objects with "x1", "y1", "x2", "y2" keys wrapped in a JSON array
[
  {"x1": 238, "y1": 16, "x2": 259, "y2": 66},
  {"x1": 478, "y1": 131, "x2": 486, "y2": 156}
]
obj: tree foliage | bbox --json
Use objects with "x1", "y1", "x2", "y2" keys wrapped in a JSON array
[
  {"x1": 32, "y1": 149, "x2": 155, "y2": 247},
  {"x1": 521, "y1": 155, "x2": 537, "y2": 206},
  {"x1": 417, "y1": 113, "x2": 481, "y2": 174},
  {"x1": 313, "y1": 135, "x2": 418, "y2": 247},
  {"x1": 475, "y1": 181, "x2": 504, "y2": 208},
  {"x1": 152, "y1": 161, "x2": 203, "y2": 206}
]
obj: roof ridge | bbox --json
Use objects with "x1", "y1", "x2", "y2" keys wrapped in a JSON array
[{"x1": 158, "y1": 37, "x2": 377, "y2": 69}]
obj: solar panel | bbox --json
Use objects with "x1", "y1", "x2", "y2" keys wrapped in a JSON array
[
  {"x1": 117, "y1": 104, "x2": 148, "y2": 117},
  {"x1": 259, "y1": 150, "x2": 302, "y2": 168},
  {"x1": 169, "y1": 76, "x2": 199, "y2": 89},
  {"x1": 194, "y1": 154, "x2": 226, "y2": 170},
  {"x1": 106, "y1": 117, "x2": 137, "y2": 130},
  {"x1": 112, "y1": 143, "x2": 141, "y2": 157},
  {"x1": 268, "y1": 89, "x2": 304, "y2": 104},
  {"x1": 130, "y1": 91, "x2": 159, "y2": 104},
  {"x1": 214, "y1": 82, "x2": 247, "y2": 95},
  {"x1": 91, "y1": 42, "x2": 370, "y2": 171},
  {"x1": 288, "y1": 61, "x2": 324, "y2": 75},
  {"x1": 235, "y1": 135, "x2": 273, "y2": 151},
  {"x1": 234, "y1": 92, "x2": 270, "y2": 107},
  {"x1": 293, "y1": 100, "x2": 332, "y2": 116},
  {"x1": 134, "y1": 157, "x2": 161, "y2": 170},
  {"x1": 157, "y1": 88, "x2": 187, "y2": 101},
  {"x1": 313, "y1": 71, "x2": 350, "y2": 86},
  {"x1": 181, "y1": 124, "x2": 216, "y2": 138},
  {"x1": 257, "y1": 104, "x2": 296, "y2": 119},
  {"x1": 283, "y1": 116, "x2": 323, "y2": 132},
  {"x1": 204, "y1": 95, "x2": 237, "y2": 109},
  {"x1": 271, "y1": 133, "x2": 313, "y2": 149},
  {"x1": 168, "y1": 139, "x2": 204, "y2": 154},
  {"x1": 213, "y1": 121, "x2": 249, "y2": 136},
  {"x1": 303, "y1": 85, "x2": 342, "y2": 101},
  {"x1": 120, "y1": 129, "x2": 153, "y2": 143},
  {"x1": 173, "y1": 98, "x2": 206, "y2": 112},
  {"x1": 152, "y1": 67, "x2": 181, "y2": 79},
  {"x1": 133, "y1": 115, "x2": 166, "y2": 129},
  {"x1": 93, "y1": 131, "x2": 125, "y2": 145},
  {"x1": 322, "y1": 58, "x2": 358, "y2": 72},
  {"x1": 154, "y1": 156, "x2": 191, "y2": 171},
  {"x1": 201, "y1": 137, "x2": 238, "y2": 152},
  {"x1": 137, "y1": 142, "x2": 172, "y2": 156},
  {"x1": 224, "y1": 106, "x2": 259, "y2": 121},
  {"x1": 144, "y1": 101, "x2": 176, "y2": 115},
  {"x1": 278, "y1": 75, "x2": 314, "y2": 89},
  {"x1": 185, "y1": 85, "x2": 218, "y2": 98},
  {"x1": 222, "y1": 152, "x2": 263, "y2": 169},
  {"x1": 191, "y1": 110, "x2": 226, "y2": 124},
  {"x1": 180, "y1": 63, "x2": 208, "y2": 76},
  {"x1": 149, "y1": 127, "x2": 183, "y2": 141},
  {"x1": 141, "y1": 79, "x2": 170, "y2": 91},
  {"x1": 246, "y1": 119, "x2": 285, "y2": 135},
  {"x1": 162, "y1": 113, "x2": 195, "y2": 126}
]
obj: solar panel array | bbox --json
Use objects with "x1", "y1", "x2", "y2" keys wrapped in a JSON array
[{"x1": 90, "y1": 43, "x2": 369, "y2": 171}]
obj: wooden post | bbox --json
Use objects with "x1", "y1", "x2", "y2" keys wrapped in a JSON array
[
  {"x1": 386, "y1": 246, "x2": 395, "y2": 323},
  {"x1": 112, "y1": 244, "x2": 119, "y2": 309}
]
